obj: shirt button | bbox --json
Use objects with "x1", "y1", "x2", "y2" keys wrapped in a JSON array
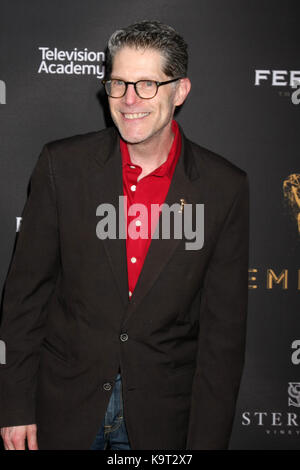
[
  {"x1": 135, "y1": 220, "x2": 141, "y2": 226},
  {"x1": 130, "y1": 257, "x2": 137, "y2": 263},
  {"x1": 120, "y1": 333, "x2": 128, "y2": 342},
  {"x1": 130, "y1": 184, "x2": 136, "y2": 191},
  {"x1": 103, "y1": 382, "x2": 112, "y2": 391},
  {"x1": 129, "y1": 165, "x2": 136, "y2": 169},
  {"x1": 129, "y1": 290, "x2": 132, "y2": 297}
]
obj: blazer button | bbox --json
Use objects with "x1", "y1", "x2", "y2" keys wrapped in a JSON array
[
  {"x1": 120, "y1": 333, "x2": 128, "y2": 342},
  {"x1": 103, "y1": 382, "x2": 112, "y2": 391}
]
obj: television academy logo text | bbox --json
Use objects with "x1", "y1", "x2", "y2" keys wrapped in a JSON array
[{"x1": 38, "y1": 47, "x2": 105, "y2": 80}]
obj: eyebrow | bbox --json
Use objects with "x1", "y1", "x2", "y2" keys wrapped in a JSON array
[{"x1": 110, "y1": 76, "x2": 160, "y2": 82}]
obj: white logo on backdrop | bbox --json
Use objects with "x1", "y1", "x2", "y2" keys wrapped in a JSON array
[
  {"x1": 291, "y1": 340, "x2": 300, "y2": 365},
  {"x1": 16, "y1": 217, "x2": 22, "y2": 232},
  {"x1": 288, "y1": 383, "x2": 300, "y2": 407},
  {"x1": 0, "y1": 340, "x2": 6, "y2": 365},
  {"x1": 241, "y1": 410, "x2": 300, "y2": 436},
  {"x1": 241, "y1": 381, "x2": 300, "y2": 437},
  {"x1": 0, "y1": 79, "x2": 6, "y2": 104},
  {"x1": 254, "y1": 70, "x2": 300, "y2": 87},
  {"x1": 38, "y1": 47, "x2": 105, "y2": 80},
  {"x1": 291, "y1": 82, "x2": 300, "y2": 105}
]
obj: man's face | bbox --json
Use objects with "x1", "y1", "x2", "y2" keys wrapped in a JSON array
[{"x1": 108, "y1": 46, "x2": 186, "y2": 145}]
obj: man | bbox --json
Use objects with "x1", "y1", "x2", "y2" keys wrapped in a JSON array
[{"x1": 0, "y1": 20, "x2": 249, "y2": 450}]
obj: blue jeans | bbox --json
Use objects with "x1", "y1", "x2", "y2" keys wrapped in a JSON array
[{"x1": 90, "y1": 373, "x2": 131, "y2": 450}]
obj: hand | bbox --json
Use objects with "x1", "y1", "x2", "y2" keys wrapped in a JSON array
[{"x1": 1, "y1": 424, "x2": 38, "y2": 450}]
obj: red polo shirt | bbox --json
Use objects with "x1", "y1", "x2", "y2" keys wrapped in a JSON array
[{"x1": 120, "y1": 119, "x2": 182, "y2": 299}]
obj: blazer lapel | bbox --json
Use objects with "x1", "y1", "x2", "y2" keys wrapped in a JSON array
[
  {"x1": 91, "y1": 129, "x2": 129, "y2": 309},
  {"x1": 91, "y1": 125, "x2": 201, "y2": 323}
]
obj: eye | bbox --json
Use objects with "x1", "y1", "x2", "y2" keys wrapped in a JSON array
[
  {"x1": 137, "y1": 80, "x2": 155, "y2": 90},
  {"x1": 111, "y1": 79, "x2": 125, "y2": 87}
]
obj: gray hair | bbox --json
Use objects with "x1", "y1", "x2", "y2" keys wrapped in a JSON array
[{"x1": 105, "y1": 20, "x2": 188, "y2": 79}]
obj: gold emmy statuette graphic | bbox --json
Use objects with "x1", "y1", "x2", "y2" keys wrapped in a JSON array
[{"x1": 283, "y1": 174, "x2": 300, "y2": 234}]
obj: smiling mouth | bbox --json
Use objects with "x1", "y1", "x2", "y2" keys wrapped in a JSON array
[{"x1": 122, "y1": 112, "x2": 150, "y2": 120}]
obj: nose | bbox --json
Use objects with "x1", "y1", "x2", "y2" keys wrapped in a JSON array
[{"x1": 123, "y1": 83, "x2": 140, "y2": 105}]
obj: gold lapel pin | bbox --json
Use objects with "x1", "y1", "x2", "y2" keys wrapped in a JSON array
[{"x1": 178, "y1": 198, "x2": 186, "y2": 213}]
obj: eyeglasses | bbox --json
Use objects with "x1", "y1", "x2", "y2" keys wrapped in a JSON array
[{"x1": 102, "y1": 77, "x2": 182, "y2": 99}]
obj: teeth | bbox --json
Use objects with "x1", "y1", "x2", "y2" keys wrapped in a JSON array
[{"x1": 123, "y1": 112, "x2": 149, "y2": 119}]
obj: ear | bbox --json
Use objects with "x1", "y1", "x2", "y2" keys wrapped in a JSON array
[{"x1": 174, "y1": 78, "x2": 191, "y2": 106}]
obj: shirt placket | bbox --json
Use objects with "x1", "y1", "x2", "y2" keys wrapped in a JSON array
[{"x1": 125, "y1": 164, "x2": 144, "y2": 298}]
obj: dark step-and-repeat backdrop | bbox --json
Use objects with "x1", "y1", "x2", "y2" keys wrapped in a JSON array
[{"x1": 0, "y1": 0, "x2": 299, "y2": 450}]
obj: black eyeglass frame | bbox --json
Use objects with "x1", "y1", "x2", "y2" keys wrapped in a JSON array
[{"x1": 101, "y1": 77, "x2": 183, "y2": 99}]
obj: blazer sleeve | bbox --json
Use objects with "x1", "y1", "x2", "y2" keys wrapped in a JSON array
[
  {"x1": 0, "y1": 144, "x2": 60, "y2": 427},
  {"x1": 185, "y1": 173, "x2": 249, "y2": 449}
]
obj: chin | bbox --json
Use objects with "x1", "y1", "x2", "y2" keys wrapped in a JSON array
[{"x1": 118, "y1": 128, "x2": 150, "y2": 145}]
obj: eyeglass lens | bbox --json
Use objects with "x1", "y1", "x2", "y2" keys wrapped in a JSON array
[{"x1": 107, "y1": 80, "x2": 157, "y2": 98}]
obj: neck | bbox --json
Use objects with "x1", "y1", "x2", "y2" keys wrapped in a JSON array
[{"x1": 127, "y1": 122, "x2": 175, "y2": 179}]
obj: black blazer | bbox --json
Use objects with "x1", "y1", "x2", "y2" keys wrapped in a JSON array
[{"x1": 0, "y1": 125, "x2": 249, "y2": 450}]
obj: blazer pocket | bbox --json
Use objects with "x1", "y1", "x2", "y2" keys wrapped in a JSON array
[
  {"x1": 166, "y1": 362, "x2": 196, "y2": 396},
  {"x1": 42, "y1": 337, "x2": 70, "y2": 365}
]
